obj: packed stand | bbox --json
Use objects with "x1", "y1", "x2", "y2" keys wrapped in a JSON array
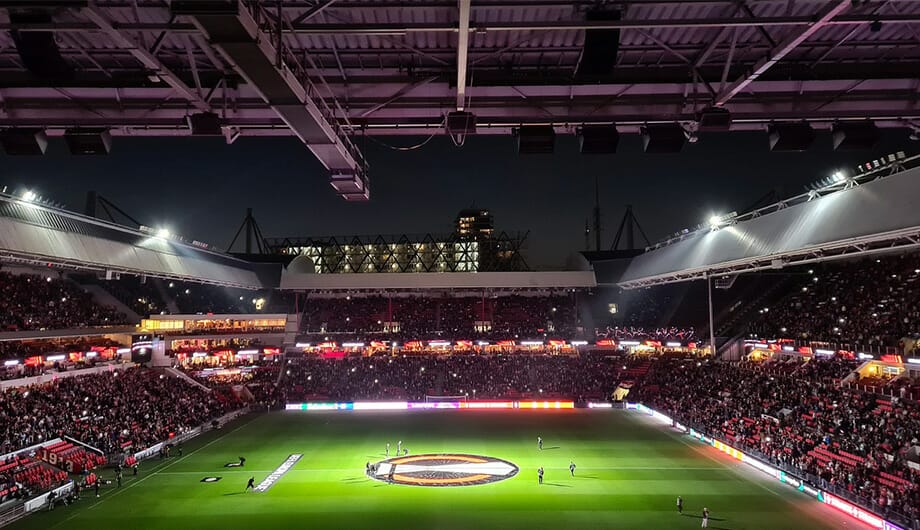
[
  {"x1": 0, "y1": 272, "x2": 127, "y2": 331},
  {"x1": 749, "y1": 253, "x2": 920, "y2": 348},
  {"x1": 632, "y1": 358, "x2": 920, "y2": 526},
  {"x1": 283, "y1": 354, "x2": 639, "y2": 402},
  {"x1": 183, "y1": 361, "x2": 283, "y2": 410},
  {"x1": 0, "y1": 368, "x2": 241, "y2": 456},
  {"x1": 300, "y1": 294, "x2": 578, "y2": 339}
]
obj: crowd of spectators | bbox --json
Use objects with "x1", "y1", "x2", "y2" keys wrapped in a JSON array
[
  {"x1": 282, "y1": 353, "x2": 640, "y2": 402},
  {"x1": 749, "y1": 253, "x2": 920, "y2": 348},
  {"x1": 632, "y1": 357, "x2": 920, "y2": 526},
  {"x1": 0, "y1": 368, "x2": 241, "y2": 456},
  {"x1": 0, "y1": 338, "x2": 122, "y2": 360},
  {"x1": 595, "y1": 326, "x2": 696, "y2": 341},
  {"x1": 300, "y1": 294, "x2": 579, "y2": 339},
  {"x1": 75, "y1": 274, "x2": 291, "y2": 317},
  {"x1": 0, "y1": 272, "x2": 127, "y2": 331},
  {"x1": 183, "y1": 361, "x2": 283, "y2": 410}
]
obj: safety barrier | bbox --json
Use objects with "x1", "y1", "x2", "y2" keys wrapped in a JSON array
[{"x1": 628, "y1": 403, "x2": 913, "y2": 530}]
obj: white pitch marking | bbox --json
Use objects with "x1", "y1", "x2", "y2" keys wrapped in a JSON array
[{"x1": 378, "y1": 462, "x2": 517, "y2": 476}]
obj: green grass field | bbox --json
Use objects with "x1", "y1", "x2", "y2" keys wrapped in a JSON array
[{"x1": 11, "y1": 410, "x2": 866, "y2": 530}]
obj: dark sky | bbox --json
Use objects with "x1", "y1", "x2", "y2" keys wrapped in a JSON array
[{"x1": 2, "y1": 129, "x2": 913, "y2": 268}]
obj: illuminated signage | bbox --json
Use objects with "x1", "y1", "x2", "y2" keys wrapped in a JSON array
[
  {"x1": 823, "y1": 493, "x2": 884, "y2": 528},
  {"x1": 285, "y1": 401, "x2": 575, "y2": 411}
]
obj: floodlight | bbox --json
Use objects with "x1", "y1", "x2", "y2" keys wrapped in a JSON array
[
  {"x1": 157, "y1": 228, "x2": 170, "y2": 238},
  {"x1": 709, "y1": 215, "x2": 722, "y2": 228},
  {"x1": 21, "y1": 190, "x2": 37, "y2": 202}
]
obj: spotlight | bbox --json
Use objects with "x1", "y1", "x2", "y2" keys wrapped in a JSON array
[
  {"x1": 156, "y1": 228, "x2": 170, "y2": 238},
  {"x1": 709, "y1": 215, "x2": 722, "y2": 228}
]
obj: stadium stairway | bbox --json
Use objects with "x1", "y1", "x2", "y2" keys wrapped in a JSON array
[
  {"x1": 153, "y1": 279, "x2": 181, "y2": 314},
  {"x1": 78, "y1": 284, "x2": 142, "y2": 323},
  {"x1": 165, "y1": 367, "x2": 211, "y2": 392},
  {"x1": 714, "y1": 274, "x2": 794, "y2": 337}
]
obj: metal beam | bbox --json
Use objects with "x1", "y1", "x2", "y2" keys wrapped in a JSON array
[
  {"x1": 456, "y1": 0, "x2": 471, "y2": 111},
  {"x1": 359, "y1": 76, "x2": 438, "y2": 118},
  {"x1": 183, "y1": 0, "x2": 368, "y2": 200},
  {"x1": 2, "y1": 13, "x2": 919, "y2": 33},
  {"x1": 715, "y1": 0, "x2": 850, "y2": 106},
  {"x1": 290, "y1": 0, "x2": 339, "y2": 25},
  {"x1": 80, "y1": 5, "x2": 211, "y2": 112},
  {"x1": 277, "y1": 14, "x2": 920, "y2": 34}
]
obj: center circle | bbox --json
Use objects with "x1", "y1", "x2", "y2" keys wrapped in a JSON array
[{"x1": 367, "y1": 453, "x2": 520, "y2": 487}]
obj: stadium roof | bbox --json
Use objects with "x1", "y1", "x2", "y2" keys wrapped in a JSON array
[
  {"x1": 1, "y1": 1, "x2": 918, "y2": 199},
  {"x1": 617, "y1": 157, "x2": 920, "y2": 288},
  {"x1": 0, "y1": 192, "x2": 267, "y2": 289},
  {"x1": 279, "y1": 270, "x2": 596, "y2": 291}
]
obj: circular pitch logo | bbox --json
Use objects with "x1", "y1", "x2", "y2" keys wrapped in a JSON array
[{"x1": 368, "y1": 453, "x2": 519, "y2": 487}]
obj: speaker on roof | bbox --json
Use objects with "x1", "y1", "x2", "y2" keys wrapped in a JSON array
[
  {"x1": 575, "y1": 10, "x2": 621, "y2": 79},
  {"x1": 768, "y1": 122, "x2": 816, "y2": 152},
  {"x1": 578, "y1": 125, "x2": 619, "y2": 154},
  {"x1": 832, "y1": 121, "x2": 879, "y2": 151},
  {"x1": 446, "y1": 111, "x2": 476, "y2": 136},
  {"x1": 9, "y1": 10, "x2": 74, "y2": 82},
  {"x1": 187, "y1": 112, "x2": 223, "y2": 135},
  {"x1": 697, "y1": 107, "x2": 732, "y2": 132},
  {"x1": 64, "y1": 128, "x2": 112, "y2": 155},
  {"x1": 640, "y1": 124, "x2": 685, "y2": 153},
  {"x1": 514, "y1": 126, "x2": 555, "y2": 154},
  {"x1": 0, "y1": 129, "x2": 48, "y2": 156},
  {"x1": 170, "y1": 1, "x2": 238, "y2": 15}
]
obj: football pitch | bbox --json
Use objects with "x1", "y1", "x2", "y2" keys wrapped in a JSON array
[{"x1": 12, "y1": 410, "x2": 867, "y2": 530}]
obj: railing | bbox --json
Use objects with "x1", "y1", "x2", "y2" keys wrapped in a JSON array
[
  {"x1": 635, "y1": 406, "x2": 918, "y2": 530},
  {"x1": 245, "y1": 1, "x2": 367, "y2": 174},
  {"x1": 0, "y1": 504, "x2": 25, "y2": 528}
]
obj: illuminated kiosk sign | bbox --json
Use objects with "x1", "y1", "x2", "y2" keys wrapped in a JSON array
[{"x1": 368, "y1": 454, "x2": 519, "y2": 487}]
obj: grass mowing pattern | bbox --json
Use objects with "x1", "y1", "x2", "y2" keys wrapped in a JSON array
[{"x1": 10, "y1": 410, "x2": 858, "y2": 530}]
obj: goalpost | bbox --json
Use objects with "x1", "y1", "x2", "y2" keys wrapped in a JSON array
[{"x1": 424, "y1": 395, "x2": 469, "y2": 403}]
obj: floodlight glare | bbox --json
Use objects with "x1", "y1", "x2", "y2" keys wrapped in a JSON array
[
  {"x1": 156, "y1": 228, "x2": 170, "y2": 238},
  {"x1": 832, "y1": 171, "x2": 845, "y2": 182},
  {"x1": 21, "y1": 190, "x2": 36, "y2": 202},
  {"x1": 709, "y1": 215, "x2": 722, "y2": 228}
]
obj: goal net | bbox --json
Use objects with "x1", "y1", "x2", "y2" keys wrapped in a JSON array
[{"x1": 424, "y1": 395, "x2": 469, "y2": 403}]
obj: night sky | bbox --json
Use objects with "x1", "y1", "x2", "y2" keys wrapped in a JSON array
[{"x1": 2, "y1": 129, "x2": 913, "y2": 268}]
